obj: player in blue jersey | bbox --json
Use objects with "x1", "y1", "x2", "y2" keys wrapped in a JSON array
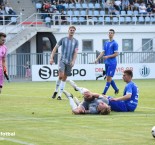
[
  {"x1": 94, "y1": 29, "x2": 119, "y2": 95},
  {"x1": 84, "y1": 69, "x2": 139, "y2": 112},
  {"x1": 50, "y1": 26, "x2": 79, "y2": 100}
]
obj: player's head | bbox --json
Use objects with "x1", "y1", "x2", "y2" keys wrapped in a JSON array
[
  {"x1": 97, "y1": 102, "x2": 111, "y2": 115},
  {"x1": 0, "y1": 32, "x2": 6, "y2": 45},
  {"x1": 108, "y1": 29, "x2": 115, "y2": 39},
  {"x1": 123, "y1": 69, "x2": 133, "y2": 83},
  {"x1": 68, "y1": 25, "x2": 76, "y2": 36}
]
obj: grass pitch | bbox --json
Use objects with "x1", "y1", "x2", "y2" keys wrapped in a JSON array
[{"x1": 0, "y1": 79, "x2": 155, "y2": 145}]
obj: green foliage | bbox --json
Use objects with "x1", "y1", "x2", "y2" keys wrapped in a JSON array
[{"x1": 0, "y1": 80, "x2": 155, "y2": 145}]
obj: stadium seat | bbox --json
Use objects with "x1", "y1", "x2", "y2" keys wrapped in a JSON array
[
  {"x1": 35, "y1": 2, "x2": 42, "y2": 12},
  {"x1": 88, "y1": 10, "x2": 93, "y2": 15},
  {"x1": 67, "y1": 10, "x2": 73, "y2": 16},
  {"x1": 82, "y1": 3, "x2": 88, "y2": 9},
  {"x1": 66, "y1": 17, "x2": 72, "y2": 24},
  {"x1": 121, "y1": 11, "x2": 126, "y2": 16},
  {"x1": 112, "y1": 17, "x2": 119, "y2": 24},
  {"x1": 119, "y1": 17, "x2": 125, "y2": 24},
  {"x1": 94, "y1": 3, "x2": 101, "y2": 9},
  {"x1": 115, "y1": 11, "x2": 120, "y2": 15},
  {"x1": 138, "y1": 16, "x2": 144, "y2": 23},
  {"x1": 133, "y1": 10, "x2": 138, "y2": 16},
  {"x1": 92, "y1": 17, "x2": 98, "y2": 24},
  {"x1": 72, "y1": 17, "x2": 78, "y2": 24},
  {"x1": 11, "y1": 17, "x2": 17, "y2": 24},
  {"x1": 105, "y1": 17, "x2": 111, "y2": 24},
  {"x1": 98, "y1": 16, "x2": 104, "y2": 24},
  {"x1": 45, "y1": 17, "x2": 51, "y2": 27},
  {"x1": 150, "y1": 17, "x2": 155, "y2": 23},
  {"x1": 74, "y1": 10, "x2": 80, "y2": 16},
  {"x1": 88, "y1": 3, "x2": 94, "y2": 9},
  {"x1": 79, "y1": 17, "x2": 85, "y2": 24},
  {"x1": 100, "y1": 10, "x2": 105, "y2": 16},
  {"x1": 132, "y1": 16, "x2": 137, "y2": 24},
  {"x1": 80, "y1": 10, "x2": 87, "y2": 16},
  {"x1": 75, "y1": 3, "x2": 82, "y2": 9},
  {"x1": 125, "y1": 17, "x2": 131, "y2": 23},
  {"x1": 68, "y1": 3, "x2": 75, "y2": 9},
  {"x1": 145, "y1": 16, "x2": 150, "y2": 24},
  {"x1": 63, "y1": 3, "x2": 69, "y2": 9},
  {"x1": 127, "y1": 11, "x2": 133, "y2": 16},
  {"x1": 93, "y1": 10, "x2": 99, "y2": 16}
]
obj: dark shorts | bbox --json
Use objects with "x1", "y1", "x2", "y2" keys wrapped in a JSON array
[{"x1": 58, "y1": 61, "x2": 72, "y2": 76}]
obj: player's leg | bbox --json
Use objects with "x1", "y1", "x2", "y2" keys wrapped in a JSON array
[
  {"x1": 107, "y1": 96, "x2": 128, "y2": 112},
  {"x1": 102, "y1": 64, "x2": 111, "y2": 95},
  {"x1": 57, "y1": 73, "x2": 67, "y2": 100},
  {"x1": 109, "y1": 64, "x2": 119, "y2": 94},
  {"x1": 51, "y1": 61, "x2": 65, "y2": 99},
  {"x1": 0, "y1": 69, "x2": 4, "y2": 94}
]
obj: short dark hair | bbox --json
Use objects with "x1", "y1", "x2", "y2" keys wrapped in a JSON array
[
  {"x1": 0, "y1": 32, "x2": 6, "y2": 38},
  {"x1": 124, "y1": 69, "x2": 133, "y2": 78},
  {"x1": 109, "y1": 29, "x2": 115, "y2": 34}
]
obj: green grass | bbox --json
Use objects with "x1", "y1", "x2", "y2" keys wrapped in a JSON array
[{"x1": 0, "y1": 80, "x2": 155, "y2": 145}]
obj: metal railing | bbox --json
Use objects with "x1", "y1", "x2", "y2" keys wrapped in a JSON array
[{"x1": 6, "y1": 51, "x2": 155, "y2": 81}]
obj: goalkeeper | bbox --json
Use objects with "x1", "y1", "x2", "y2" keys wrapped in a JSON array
[{"x1": 0, "y1": 33, "x2": 8, "y2": 94}]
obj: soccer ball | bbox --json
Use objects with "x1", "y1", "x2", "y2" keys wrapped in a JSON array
[{"x1": 151, "y1": 126, "x2": 155, "y2": 138}]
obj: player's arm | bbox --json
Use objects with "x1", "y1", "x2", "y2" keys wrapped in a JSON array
[
  {"x1": 50, "y1": 45, "x2": 59, "y2": 65},
  {"x1": 94, "y1": 51, "x2": 104, "y2": 63},
  {"x1": 103, "y1": 52, "x2": 118, "y2": 59},
  {"x1": 2, "y1": 57, "x2": 7, "y2": 73},
  {"x1": 110, "y1": 94, "x2": 132, "y2": 101},
  {"x1": 71, "y1": 48, "x2": 78, "y2": 67}
]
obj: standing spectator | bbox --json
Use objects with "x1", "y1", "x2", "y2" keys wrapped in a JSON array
[
  {"x1": 50, "y1": 26, "x2": 79, "y2": 100},
  {"x1": 0, "y1": 32, "x2": 7, "y2": 94},
  {"x1": 94, "y1": 29, "x2": 119, "y2": 95}
]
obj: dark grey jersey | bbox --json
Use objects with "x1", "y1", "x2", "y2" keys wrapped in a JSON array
[{"x1": 57, "y1": 37, "x2": 79, "y2": 64}]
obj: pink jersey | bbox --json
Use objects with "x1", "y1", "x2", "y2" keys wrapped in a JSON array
[
  {"x1": 0, "y1": 44, "x2": 7, "y2": 68},
  {"x1": 0, "y1": 44, "x2": 7, "y2": 87}
]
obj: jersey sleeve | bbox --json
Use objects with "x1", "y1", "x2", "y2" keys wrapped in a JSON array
[
  {"x1": 125, "y1": 83, "x2": 132, "y2": 95},
  {"x1": 113, "y1": 41, "x2": 118, "y2": 52},
  {"x1": 57, "y1": 38, "x2": 63, "y2": 47}
]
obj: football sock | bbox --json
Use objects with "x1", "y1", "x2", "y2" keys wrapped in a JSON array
[
  {"x1": 55, "y1": 79, "x2": 61, "y2": 92},
  {"x1": 68, "y1": 97, "x2": 78, "y2": 110},
  {"x1": 103, "y1": 82, "x2": 111, "y2": 95},
  {"x1": 74, "y1": 96, "x2": 80, "y2": 105},
  {"x1": 111, "y1": 80, "x2": 118, "y2": 91},
  {"x1": 58, "y1": 81, "x2": 66, "y2": 97}
]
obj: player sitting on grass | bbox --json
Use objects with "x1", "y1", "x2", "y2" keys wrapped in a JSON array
[{"x1": 69, "y1": 69, "x2": 139, "y2": 112}]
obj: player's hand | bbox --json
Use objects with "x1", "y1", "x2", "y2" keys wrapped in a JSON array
[
  {"x1": 70, "y1": 61, "x2": 75, "y2": 67},
  {"x1": 110, "y1": 98, "x2": 118, "y2": 101},
  {"x1": 103, "y1": 56, "x2": 109, "y2": 60},
  {"x1": 50, "y1": 58, "x2": 54, "y2": 65}
]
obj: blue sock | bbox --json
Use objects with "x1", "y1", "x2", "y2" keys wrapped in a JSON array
[
  {"x1": 103, "y1": 82, "x2": 111, "y2": 95},
  {"x1": 111, "y1": 80, "x2": 118, "y2": 91}
]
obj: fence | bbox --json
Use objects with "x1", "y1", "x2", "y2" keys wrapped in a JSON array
[{"x1": 6, "y1": 51, "x2": 155, "y2": 81}]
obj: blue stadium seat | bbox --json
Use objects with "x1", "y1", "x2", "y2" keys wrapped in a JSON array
[
  {"x1": 82, "y1": 3, "x2": 88, "y2": 9},
  {"x1": 151, "y1": 17, "x2": 155, "y2": 23},
  {"x1": 94, "y1": 3, "x2": 101, "y2": 9},
  {"x1": 35, "y1": 3, "x2": 42, "y2": 12},
  {"x1": 132, "y1": 16, "x2": 137, "y2": 24},
  {"x1": 74, "y1": 10, "x2": 80, "y2": 16},
  {"x1": 63, "y1": 3, "x2": 69, "y2": 9},
  {"x1": 67, "y1": 10, "x2": 73, "y2": 16},
  {"x1": 145, "y1": 16, "x2": 150, "y2": 24},
  {"x1": 133, "y1": 10, "x2": 138, "y2": 16},
  {"x1": 88, "y1": 10, "x2": 93, "y2": 15},
  {"x1": 98, "y1": 17, "x2": 104, "y2": 24},
  {"x1": 100, "y1": 10, "x2": 105, "y2": 16},
  {"x1": 112, "y1": 17, "x2": 119, "y2": 24},
  {"x1": 80, "y1": 10, "x2": 87, "y2": 16},
  {"x1": 127, "y1": 11, "x2": 133, "y2": 16},
  {"x1": 138, "y1": 16, "x2": 144, "y2": 23},
  {"x1": 119, "y1": 17, "x2": 125, "y2": 24},
  {"x1": 75, "y1": 3, "x2": 82, "y2": 9},
  {"x1": 125, "y1": 17, "x2": 131, "y2": 23},
  {"x1": 93, "y1": 10, "x2": 99, "y2": 16},
  {"x1": 79, "y1": 17, "x2": 85, "y2": 24},
  {"x1": 88, "y1": 3, "x2": 94, "y2": 9},
  {"x1": 68, "y1": 3, "x2": 75, "y2": 9},
  {"x1": 105, "y1": 17, "x2": 111, "y2": 24},
  {"x1": 72, "y1": 17, "x2": 78, "y2": 24},
  {"x1": 121, "y1": 11, "x2": 126, "y2": 16}
]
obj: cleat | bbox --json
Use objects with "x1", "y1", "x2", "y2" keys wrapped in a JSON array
[
  {"x1": 115, "y1": 89, "x2": 119, "y2": 95},
  {"x1": 57, "y1": 96, "x2": 62, "y2": 100},
  {"x1": 63, "y1": 90, "x2": 73, "y2": 98},
  {"x1": 51, "y1": 92, "x2": 57, "y2": 99},
  {"x1": 69, "y1": 80, "x2": 78, "y2": 91}
]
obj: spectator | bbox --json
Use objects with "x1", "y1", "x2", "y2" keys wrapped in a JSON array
[
  {"x1": 122, "y1": 0, "x2": 130, "y2": 11},
  {"x1": 114, "y1": 0, "x2": 122, "y2": 11},
  {"x1": 139, "y1": 2, "x2": 147, "y2": 15},
  {"x1": 5, "y1": 4, "x2": 16, "y2": 15},
  {"x1": 60, "y1": 9, "x2": 66, "y2": 25},
  {"x1": 133, "y1": 0, "x2": 140, "y2": 10},
  {"x1": 146, "y1": 4, "x2": 152, "y2": 16}
]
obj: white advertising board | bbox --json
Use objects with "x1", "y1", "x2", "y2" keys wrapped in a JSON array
[{"x1": 32, "y1": 63, "x2": 155, "y2": 81}]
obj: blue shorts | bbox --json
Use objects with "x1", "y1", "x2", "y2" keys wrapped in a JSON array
[
  {"x1": 105, "y1": 64, "x2": 116, "y2": 77},
  {"x1": 108, "y1": 96, "x2": 128, "y2": 112}
]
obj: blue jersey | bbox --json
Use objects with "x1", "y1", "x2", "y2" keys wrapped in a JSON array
[
  {"x1": 124, "y1": 81, "x2": 139, "y2": 111},
  {"x1": 103, "y1": 40, "x2": 118, "y2": 65}
]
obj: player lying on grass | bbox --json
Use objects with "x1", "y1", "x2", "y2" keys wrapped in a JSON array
[
  {"x1": 69, "y1": 69, "x2": 139, "y2": 112},
  {"x1": 63, "y1": 89, "x2": 111, "y2": 115}
]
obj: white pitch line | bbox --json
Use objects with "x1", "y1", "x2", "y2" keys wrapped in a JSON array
[{"x1": 0, "y1": 137, "x2": 34, "y2": 145}]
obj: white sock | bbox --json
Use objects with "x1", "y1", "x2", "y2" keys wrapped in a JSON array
[
  {"x1": 76, "y1": 87, "x2": 88, "y2": 95},
  {"x1": 74, "y1": 96, "x2": 80, "y2": 105},
  {"x1": 55, "y1": 79, "x2": 61, "y2": 92},
  {"x1": 58, "y1": 81, "x2": 66, "y2": 97},
  {"x1": 68, "y1": 97, "x2": 78, "y2": 110}
]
